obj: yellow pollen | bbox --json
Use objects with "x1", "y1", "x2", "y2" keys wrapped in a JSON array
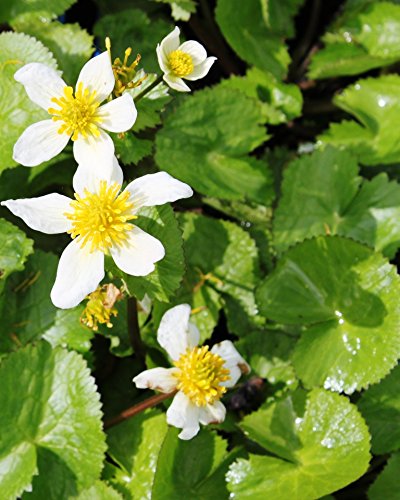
[
  {"x1": 81, "y1": 284, "x2": 121, "y2": 331},
  {"x1": 173, "y1": 346, "x2": 230, "y2": 406},
  {"x1": 65, "y1": 181, "x2": 137, "y2": 253},
  {"x1": 48, "y1": 82, "x2": 103, "y2": 141},
  {"x1": 168, "y1": 50, "x2": 194, "y2": 77}
]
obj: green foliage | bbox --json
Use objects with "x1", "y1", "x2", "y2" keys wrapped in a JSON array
[
  {"x1": 310, "y1": 1, "x2": 400, "y2": 78},
  {"x1": 0, "y1": 0, "x2": 76, "y2": 22},
  {"x1": 274, "y1": 147, "x2": 400, "y2": 257},
  {"x1": 0, "y1": 341, "x2": 106, "y2": 498},
  {"x1": 358, "y1": 365, "x2": 400, "y2": 454},
  {"x1": 257, "y1": 236, "x2": 400, "y2": 393},
  {"x1": 227, "y1": 389, "x2": 371, "y2": 499},
  {"x1": 319, "y1": 75, "x2": 400, "y2": 165},
  {"x1": 0, "y1": 32, "x2": 57, "y2": 171},
  {"x1": 156, "y1": 86, "x2": 273, "y2": 204},
  {"x1": 369, "y1": 453, "x2": 400, "y2": 500}
]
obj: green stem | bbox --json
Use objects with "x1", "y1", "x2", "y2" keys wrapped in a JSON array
[
  {"x1": 104, "y1": 391, "x2": 177, "y2": 429},
  {"x1": 134, "y1": 74, "x2": 164, "y2": 103}
]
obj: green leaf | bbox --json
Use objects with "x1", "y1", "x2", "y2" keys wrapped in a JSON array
[
  {"x1": 273, "y1": 147, "x2": 400, "y2": 257},
  {"x1": 11, "y1": 14, "x2": 94, "y2": 83},
  {"x1": 0, "y1": 341, "x2": 106, "y2": 498},
  {"x1": 106, "y1": 410, "x2": 168, "y2": 498},
  {"x1": 0, "y1": 218, "x2": 33, "y2": 291},
  {"x1": 121, "y1": 205, "x2": 185, "y2": 302},
  {"x1": 0, "y1": 250, "x2": 58, "y2": 353},
  {"x1": 156, "y1": 86, "x2": 273, "y2": 204},
  {"x1": 369, "y1": 453, "x2": 400, "y2": 500},
  {"x1": 215, "y1": 0, "x2": 301, "y2": 79},
  {"x1": 0, "y1": 0, "x2": 76, "y2": 22},
  {"x1": 319, "y1": 75, "x2": 400, "y2": 165},
  {"x1": 113, "y1": 133, "x2": 153, "y2": 166},
  {"x1": 152, "y1": 428, "x2": 238, "y2": 499},
  {"x1": 154, "y1": 0, "x2": 197, "y2": 21},
  {"x1": 75, "y1": 481, "x2": 123, "y2": 500},
  {"x1": 309, "y1": 2, "x2": 400, "y2": 78},
  {"x1": 94, "y1": 9, "x2": 173, "y2": 74},
  {"x1": 257, "y1": 236, "x2": 400, "y2": 393},
  {"x1": 0, "y1": 32, "x2": 57, "y2": 171},
  {"x1": 358, "y1": 365, "x2": 400, "y2": 454},
  {"x1": 228, "y1": 389, "x2": 371, "y2": 499}
]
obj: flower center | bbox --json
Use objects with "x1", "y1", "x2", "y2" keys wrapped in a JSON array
[
  {"x1": 48, "y1": 83, "x2": 103, "y2": 141},
  {"x1": 81, "y1": 284, "x2": 121, "y2": 331},
  {"x1": 65, "y1": 181, "x2": 137, "y2": 253},
  {"x1": 168, "y1": 50, "x2": 194, "y2": 77},
  {"x1": 173, "y1": 346, "x2": 230, "y2": 406}
]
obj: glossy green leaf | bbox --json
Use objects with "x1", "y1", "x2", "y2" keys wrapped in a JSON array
[
  {"x1": 0, "y1": 341, "x2": 106, "y2": 499},
  {"x1": 0, "y1": 0, "x2": 76, "y2": 22},
  {"x1": 114, "y1": 133, "x2": 153, "y2": 166},
  {"x1": 152, "y1": 428, "x2": 238, "y2": 499},
  {"x1": 274, "y1": 147, "x2": 400, "y2": 257},
  {"x1": 11, "y1": 13, "x2": 94, "y2": 83},
  {"x1": 220, "y1": 67, "x2": 302, "y2": 125},
  {"x1": 156, "y1": 86, "x2": 273, "y2": 204},
  {"x1": 229, "y1": 389, "x2": 370, "y2": 499},
  {"x1": 75, "y1": 481, "x2": 123, "y2": 500},
  {"x1": 309, "y1": 2, "x2": 400, "y2": 78},
  {"x1": 215, "y1": 0, "x2": 301, "y2": 79},
  {"x1": 94, "y1": 9, "x2": 172, "y2": 73},
  {"x1": 120, "y1": 205, "x2": 185, "y2": 302},
  {"x1": 369, "y1": 453, "x2": 400, "y2": 500},
  {"x1": 257, "y1": 236, "x2": 400, "y2": 393},
  {"x1": 358, "y1": 365, "x2": 400, "y2": 454},
  {"x1": 319, "y1": 75, "x2": 400, "y2": 165},
  {"x1": 0, "y1": 218, "x2": 33, "y2": 291},
  {"x1": 155, "y1": 0, "x2": 197, "y2": 21},
  {"x1": 106, "y1": 410, "x2": 168, "y2": 499},
  {"x1": 0, "y1": 32, "x2": 57, "y2": 171}
]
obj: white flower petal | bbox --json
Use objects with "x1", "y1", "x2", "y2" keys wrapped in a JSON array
[
  {"x1": 199, "y1": 401, "x2": 226, "y2": 425},
  {"x1": 156, "y1": 43, "x2": 169, "y2": 74},
  {"x1": 73, "y1": 156, "x2": 123, "y2": 196},
  {"x1": 160, "y1": 26, "x2": 181, "y2": 58},
  {"x1": 76, "y1": 51, "x2": 114, "y2": 103},
  {"x1": 133, "y1": 367, "x2": 178, "y2": 393},
  {"x1": 13, "y1": 120, "x2": 70, "y2": 167},
  {"x1": 1, "y1": 194, "x2": 71, "y2": 234},
  {"x1": 125, "y1": 171, "x2": 193, "y2": 211},
  {"x1": 166, "y1": 391, "x2": 200, "y2": 440},
  {"x1": 163, "y1": 73, "x2": 190, "y2": 92},
  {"x1": 187, "y1": 323, "x2": 200, "y2": 349},
  {"x1": 51, "y1": 239, "x2": 104, "y2": 309},
  {"x1": 211, "y1": 341, "x2": 250, "y2": 387},
  {"x1": 97, "y1": 93, "x2": 137, "y2": 133},
  {"x1": 110, "y1": 226, "x2": 165, "y2": 277},
  {"x1": 73, "y1": 129, "x2": 115, "y2": 168},
  {"x1": 185, "y1": 57, "x2": 217, "y2": 81},
  {"x1": 178, "y1": 40, "x2": 207, "y2": 65},
  {"x1": 14, "y1": 62, "x2": 66, "y2": 110},
  {"x1": 157, "y1": 304, "x2": 193, "y2": 361}
]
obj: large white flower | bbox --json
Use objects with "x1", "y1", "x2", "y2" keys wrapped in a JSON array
[
  {"x1": 133, "y1": 304, "x2": 250, "y2": 440},
  {"x1": 156, "y1": 26, "x2": 216, "y2": 92},
  {"x1": 13, "y1": 51, "x2": 137, "y2": 169},
  {"x1": 2, "y1": 161, "x2": 192, "y2": 309}
]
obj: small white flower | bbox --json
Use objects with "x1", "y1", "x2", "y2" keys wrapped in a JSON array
[
  {"x1": 133, "y1": 304, "x2": 250, "y2": 440},
  {"x1": 1, "y1": 161, "x2": 193, "y2": 309},
  {"x1": 13, "y1": 51, "x2": 137, "y2": 169},
  {"x1": 156, "y1": 26, "x2": 216, "y2": 92}
]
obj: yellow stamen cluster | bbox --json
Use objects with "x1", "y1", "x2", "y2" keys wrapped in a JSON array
[
  {"x1": 81, "y1": 284, "x2": 121, "y2": 331},
  {"x1": 174, "y1": 346, "x2": 230, "y2": 406},
  {"x1": 65, "y1": 181, "x2": 137, "y2": 253},
  {"x1": 168, "y1": 50, "x2": 194, "y2": 77},
  {"x1": 48, "y1": 82, "x2": 102, "y2": 141},
  {"x1": 106, "y1": 37, "x2": 146, "y2": 97}
]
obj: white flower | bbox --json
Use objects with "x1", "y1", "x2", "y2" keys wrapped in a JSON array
[
  {"x1": 133, "y1": 304, "x2": 250, "y2": 440},
  {"x1": 1, "y1": 160, "x2": 193, "y2": 309},
  {"x1": 156, "y1": 26, "x2": 216, "y2": 92},
  {"x1": 13, "y1": 51, "x2": 137, "y2": 169}
]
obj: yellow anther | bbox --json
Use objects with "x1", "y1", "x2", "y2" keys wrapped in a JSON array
[
  {"x1": 81, "y1": 283, "x2": 122, "y2": 331},
  {"x1": 48, "y1": 83, "x2": 102, "y2": 140},
  {"x1": 168, "y1": 50, "x2": 194, "y2": 77},
  {"x1": 173, "y1": 346, "x2": 230, "y2": 406},
  {"x1": 64, "y1": 181, "x2": 137, "y2": 253}
]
